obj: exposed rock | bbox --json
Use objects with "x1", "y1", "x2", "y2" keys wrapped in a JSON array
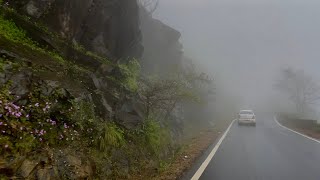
[
  {"x1": 92, "y1": 33, "x2": 111, "y2": 57},
  {"x1": 12, "y1": 0, "x2": 143, "y2": 60},
  {"x1": 0, "y1": 0, "x2": 191, "y2": 179},
  {"x1": 36, "y1": 167, "x2": 58, "y2": 180},
  {"x1": 55, "y1": 153, "x2": 93, "y2": 179},
  {"x1": 117, "y1": 111, "x2": 142, "y2": 129},
  {"x1": 17, "y1": 159, "x2": 39, "y2": 178},
  {"x1": 0, "y1": 72, "x2": 6, "y2": 84},
  {"x1": 25, "y1": 0, "x2": 46, "y2": 18},
  {"x1": 139, "y1": 7, "x2": 183, "y2": 74},
  {"x1": 117, "y1": 99, "x2": 144, "y2": 129},
  {"x1": 9, "y1": 70, "x2": 33, "y2": 97},
  {"x1": 40, "y1": 80, "x2": 60, "y2": 96},
  {"x1": 2, "y1": 151, "x2": 93, "y2": 179},
  {"x1": 1, "y1": 156, "x2": 26, "y2": 177},
  {"x1": 90, "y1": 91, "x2": 113, "y2": 120},
  {"x1": 111, "y1": 149, "x2": 130, "y2": 178}
]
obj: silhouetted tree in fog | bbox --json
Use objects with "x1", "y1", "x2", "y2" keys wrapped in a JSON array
[{"x1": 275, "y1": 68, "x2": 320, "y2": 114}]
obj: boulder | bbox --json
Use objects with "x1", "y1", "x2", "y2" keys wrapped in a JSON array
[
  {"x1": 36, "y1": 167, "x2": 59, "y2": 180},
  {"x1": 17, "y1": 159, "x2": 39, "y2": 178},
  {"x1": 117, "y1": 100, "x2": 144, "y2": 129},
  {"x1": 55, "y1": 152, "x2": 93, "y2": 179},
  {"x1": 9, "y1": 71, "x2": 33, "y2": 97},
  {"x1": 24, "y1": 0, "x2": 56, "y2": 18}
]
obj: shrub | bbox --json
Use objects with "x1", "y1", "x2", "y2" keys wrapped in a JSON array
[
  {"x1": 71, "y1": 100, "x2": 99, "y2": 146},
  {"x1": 118, "y1": 59, "x2": 141, "y2": 92},
  {"x1": 0, "y1": 82, "x2": 80, "y2": 155},
  {"x1": 0, "y1": 16, "x2": 37, "y2": 47},
  {"x1": 139, "y1": 117, "x2": 171, "y2": 156},
  {"x1": 98, "y1": 123, "x2": 126, "y2": 152}
]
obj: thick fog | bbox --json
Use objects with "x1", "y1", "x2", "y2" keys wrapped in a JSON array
[{"x1": 153, "y1": 0, "x2": 320, "y2": 112}]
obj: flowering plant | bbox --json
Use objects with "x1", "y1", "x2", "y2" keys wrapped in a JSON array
[{"x1": 0, "y1": 83, "x2": 79, "y2": 155}]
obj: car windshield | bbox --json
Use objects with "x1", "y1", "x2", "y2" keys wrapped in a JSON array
[{"x1": 240, "y1": 111, "x2": 253, "y2": 115}]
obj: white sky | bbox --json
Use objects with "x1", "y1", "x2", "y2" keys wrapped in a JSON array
[{"x1": 153, "y1": 0, "x2": 320, "y2": 108}]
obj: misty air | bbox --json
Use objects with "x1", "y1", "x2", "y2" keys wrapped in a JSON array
[{"x1": 0, "y1": 0, "x2": 320, "y2": 180}]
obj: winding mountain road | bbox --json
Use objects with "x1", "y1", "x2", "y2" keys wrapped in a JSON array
[{"x1": 197, "y1": 114, "x2": 320, "y2": 180}]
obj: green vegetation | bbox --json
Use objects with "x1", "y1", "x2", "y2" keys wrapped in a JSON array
[
  {"x1": 0, "y1": 6, "x2": 110, "y2": 67},
  {"x1": 0, "y1": 81, "x2": 78, "y2": 155},
  {"x1": 0, "y1": 12, "x2": 65, "y2": 64},
  {"x1": 0, "y1": 5, "x2": 136, "y2": 77},
  {"x1": 127, "y1": 116, "x2": 171, "y2": 159},
  {"x1": 0, "y1": 15, "x2": 36, "y2": 47},
  {"x1": 0, "y1": 3, "x2": 202, "y2": 178},
  {"x1": 142, "y1": 117, "x2": 170, "y2": 155},
  {"x1": 118, "y1": 59, "x2": 141, "y2": 92},
  {"x1": 158, "y1": 160, "x2": 171, "y2": 172},
  {"x1": 72, "y1": 42, "x2": 112, "y2": 65},
  {"x1": 98, "y1": 122, "x2": 125, "y2": 152}
]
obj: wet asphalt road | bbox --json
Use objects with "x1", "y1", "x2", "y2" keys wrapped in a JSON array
[{"x1": 199, "y1": 115, "x2": 320, "y2": 180}]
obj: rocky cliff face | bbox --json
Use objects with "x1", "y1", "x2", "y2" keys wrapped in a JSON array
[
  {"x1": 0, "y1": 1, "x2": 147, "y2": 178},
  {"x1": 10, "y1": 0, "x2": 143, "y2": 60},
  {"x1": 0, "y1": 1, "x2": 209, "y2": 179},
  {"x1": 2, "y1": 0, "x2": 146, "y2": 129},
  {"x1": 139, "y1": 7, "x2": 183, "y2": 74}
]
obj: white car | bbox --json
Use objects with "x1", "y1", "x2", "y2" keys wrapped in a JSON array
[{"x1": 237, "y1": 110, "x2": 256, "y2": 126}]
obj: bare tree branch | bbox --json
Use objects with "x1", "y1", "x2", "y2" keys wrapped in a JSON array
[{"x1": 138, "y1": 0, "x2": 159, "y2": 15}]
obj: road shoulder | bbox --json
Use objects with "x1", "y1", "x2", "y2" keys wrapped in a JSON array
[
  {"x1": 180, "y1": 120, "x2": 235, "y2": 180},
  {"x1": 274, "y1": 116, "x2": 320, "y2": 144}
]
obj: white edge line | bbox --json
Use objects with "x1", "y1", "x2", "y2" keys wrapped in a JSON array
[
  {"x1": 274, "y1": 116, "x2": 320, "y2": 144},
  {"x1": 191, "y1": 119, "x2": 236, "y2": 180}
]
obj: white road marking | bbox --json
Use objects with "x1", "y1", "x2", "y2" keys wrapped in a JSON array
[
  {"x1": 274, "y1": 116, "x2": 320, "y2": 144},
  {"x1": 191, "y1": 119, "x2": 236, "y2": 180}
]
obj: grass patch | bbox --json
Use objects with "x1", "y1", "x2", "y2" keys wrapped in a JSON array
[
  {"x1": 128, "y1": 116, "x2": 171, "y2": 158},
  {"x1": 0, "y1": 12, "x2": 65, "y2": 64},
  {"x1": 118, "y1": 59, "x2": 141, "y2": 92},
  {"x1": 72, "y1": 42, "x2": 113, "y2": 65},
  {"x1": 143, "y1": 118, "x2": 170, "y2": 155},
  {"x1": 158, "y1": 160, "x2": 171, "y2": 173},
  {"x1": 98, "y1": 122, "x2": 126, "y2": 152},
  {"x1": 0, "y1": 15, "x2": 37, "y2": 47}
]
